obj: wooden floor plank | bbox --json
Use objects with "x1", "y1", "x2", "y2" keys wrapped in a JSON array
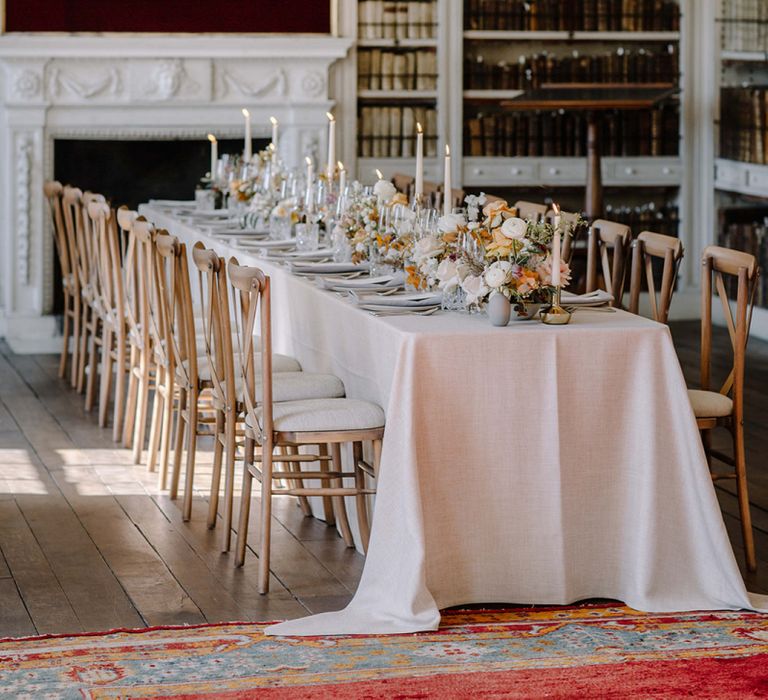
[
  {"x1": 0, "y1": 500, "x2": 82, "y2": 635},
  {"x1": 0, "y1": 578, "x2": 36, "y2": 638}
]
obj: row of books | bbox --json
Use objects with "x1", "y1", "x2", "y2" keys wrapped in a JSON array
[
  {"x1": 719, "y1": 87, "x2": 768, "y2": 164},
  {"x1": 721, "y1": 0, "x2": 768, "y2": 53},
  {"x1": 718, "y1": 211, "x2": 768, "y2": 308},
  {"x1": 604, "y1": 201, "x2": 679, "y2": 237},
  {"x1": 463, "y1": 0, "x2": 680, "y2": 32},
  {"x1": 358, "y1": 1, "x2": 438, "y2": 40},
  {"x1": 464, "y1": 107, "x2": 679, "y2": 158},
  {"x1": 464, "y1": 47, "x2": 678, "y2": 91},
  {"x1": 358, "y1": 105, "x2": 439, "y2": 158},
  {"x1": 358, "y1": 48, "x2": 438, "y2": 91}
]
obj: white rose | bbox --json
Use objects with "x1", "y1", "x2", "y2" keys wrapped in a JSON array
[
  {"x1": 460, "y1": 274, "x2": 490, "y2": 306},
  {"x1": 484, "y1": 260, "x2": 513, "y2": 289},
  {"x1": 436, "y1": 258, "x2": 460, "y2": 292},
  {"x1": 413, "y1": 235, "x2": 444, "y2": 262},
  {"x1": 437, "y1": 212, "x2": 466, "y2": 234},
  {"x1": 500, "y1": 217, "x2": 528, "y2": 240},
  {"x1": 373, "y1": 179, "x2": 397, "y2": 203}
]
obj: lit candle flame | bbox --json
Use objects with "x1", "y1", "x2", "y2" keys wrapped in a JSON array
[
  {"x1": 267, "y1": 143, "x2": 275, "y2": 152},
  {"x1": 269, "y1": 116, "x2": 278, "y2": 126},
  {"x1": 337, "y1": 160, "x2": 345, "y2": 171},
  {"x1": 326, "y1": 111, "x2": 335, "y2": 122},
  {"x1": 305, "y1": 156, "x2": 313, "y2": 166},
  {"x1": 242, "y1": 108, "x2": 250, "y2": 118},
  {"x1": 416, "y1": 122, "x2": 423, "y2": 134},
  {"x1": 445, "y1": 144, "x2": 450, "y2": 156},
  {"x1": 375, "y1": 169, "x2": 383, "y2": 180},
  {"x1": 207, "y1": 134, "x2": 217, "y2": 143},
  {"x1": 552, "y1": 203, "x2": 560, "y2": 215}
]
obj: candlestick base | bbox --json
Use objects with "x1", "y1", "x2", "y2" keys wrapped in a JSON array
[{"x1": 541, "y1": 287, "x2": 572, "y2": 325}]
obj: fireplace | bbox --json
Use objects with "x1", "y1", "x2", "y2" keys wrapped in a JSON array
[{"x1": 0, "y1": 34, "x2": 352, "y2": 351}]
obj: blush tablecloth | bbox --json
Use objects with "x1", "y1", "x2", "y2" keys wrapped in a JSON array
[{"x1": 143, "y1": 204, "x2": 768, "y2": 636}]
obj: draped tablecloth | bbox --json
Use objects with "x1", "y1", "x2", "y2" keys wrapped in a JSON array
[{"x1": 142, "y1": 204, "x2": 768, "y2": 636}]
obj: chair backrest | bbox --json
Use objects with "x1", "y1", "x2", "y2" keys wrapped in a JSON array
[
  {"x1": 153, "y1": 232, "x2": 196, "y2": 385},
  {"x1": 483, "y1": 193, "x2": 505, "y2": 204},
  {"x1": 514, "y1": 200, "x2": 548, "y2": 222},
  {"x1": 544, "y1": 208, "x2": 585, "y2": 264},
  {"x1": 392, "y1": 173, "x2": 414, "y2": 195},
  {"x1": 700, "y1": 246, "x2": 759, "y2": 419},
  {"x1": 628, "y1": 230, "x2": 684, "y2": 324},
  {"x1": 116, "y1": 208, "x2": 141, "y2": 340},
  {"x1": 44, "y1": 180, "x2": 72, "y2": 283},
  {"x1": 585, "y1": 219, "x2": 632, "y2": 306},
  {"x1": 228, "y1": 258, "x2": 273, "y2": 442},
  {"x1": 192, "y1": 242, "x2": 233, "y2": 409},
  {"x1": 80, "y1": 191, "x2": 107, "y2": 306},
  {"x1": 131, "y1": 218, "x2": 155, "y2": 353},
  {"x1": 86, "y1": 200, "x2": 124, "y2": 331},
  {"x1": 62, "y1": 186, "x2": 86, "y2": 292}
]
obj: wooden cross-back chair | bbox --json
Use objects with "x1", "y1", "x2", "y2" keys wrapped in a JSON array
[
  {"x1": 628, "y1": 231, "x2": 684, "y2": 324},
  {"x1": 545, "y1": 207, "x2": 585, "y2": 265},
  {"x1": 689, "y1": 245, "x2": 760, "y2": 572},
  {"x1": 585, "y1": 219, "x2": 632, "y2": 307},
  {"x1": 392, "y1": 173, "x2": 414, "y2": 195},
  {"x1": 86, "y1": 200, "x2": 128, "y2": 434},
  {"x1": 127, "y1": 219, "x2": 159, "y2": 465},
  {"x1": 514, "y1": 200, "x2": 548, "y2": 222},
  {"x1": 61, "y1": 186, "x2": 87, "y2": 389},
  {"x1": 44, "y1": 180, "x2": 78, "y2": 381},
  {"x1": 193, "y1": 243, "x2": 343, "y2": 550},
  {"x1": 228, "y1": 258, "x2": 384, "y2": 592}
]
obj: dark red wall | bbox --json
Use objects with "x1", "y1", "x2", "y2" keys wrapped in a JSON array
[{"x1": 5, "y1": 1, "x2": 331, "y2": 33}]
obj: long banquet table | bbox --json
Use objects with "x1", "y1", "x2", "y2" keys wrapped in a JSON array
[{"x1": 142, "y1": 203, "x2": 767, "y2": 636}]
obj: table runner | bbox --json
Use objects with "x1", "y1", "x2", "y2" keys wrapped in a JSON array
[{"x1": 142, "y1": 205, "x2": 768, "y2": 636}]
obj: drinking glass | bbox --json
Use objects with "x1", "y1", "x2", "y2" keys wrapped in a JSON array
[
  {"x1": 269, "y1": 213, "x2": 292, "y2": 240},
  {"x1": 295, "y1": 222, "x2": 320, "y2": 251}
]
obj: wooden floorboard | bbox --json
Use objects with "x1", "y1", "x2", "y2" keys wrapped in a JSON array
[{"x1": 0, "y1": 320, "x2": 766, "y2": 638}]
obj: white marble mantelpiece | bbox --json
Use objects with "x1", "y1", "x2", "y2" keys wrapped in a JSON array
[{"x1": 0, "y1": 34, "x2": 352, "y2": 352}]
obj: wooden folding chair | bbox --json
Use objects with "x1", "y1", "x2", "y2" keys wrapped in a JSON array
[
  {"x1": 628, "y1": 231, "x2": 684, "y2": 324},
  {"x1": 689, "y1": 246, "x2": 760, "y2": 572},
  {"x1": 229, "y1": 259, "x2": 384, "y2": 592},
  {"x1": 514, "y1": 200, "x2": 548, "y2": 222},
  {"x1": 585, "y1": 219, "x2": 632, "y2": 307}
]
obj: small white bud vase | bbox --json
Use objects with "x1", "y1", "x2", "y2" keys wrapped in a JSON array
[{"x1": 487, "y1": 291, "x2": 511, "y2": 326}]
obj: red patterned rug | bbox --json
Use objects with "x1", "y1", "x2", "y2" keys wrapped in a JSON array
[{"x1": 1, "y1": 604, "x2": 767, "y2": 698}]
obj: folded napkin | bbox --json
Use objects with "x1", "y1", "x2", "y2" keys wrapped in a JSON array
[
  {"x1": 320, "y1": 272, "x2": 404, "y2": 292},
  {"x1": 560, "y1": 289, "x2": 614, "y2": 306},
  {"x1": 270, "y1": 248, "x2": 334, "y2": 261},
  {"x1": 206, "y1": 228, "x2": 270, "y2": 238},
  {"x1": 290, "y1": 261, "x2": 370, "y2": 275},
  {"x1": 356, "y1": 291, "x2": 442, "y2": 309},
  {"x1": 235, "y1": 239, "x2": 296, "y2": 251}
]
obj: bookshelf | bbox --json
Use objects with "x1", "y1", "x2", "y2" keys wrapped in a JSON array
[
  {"x1": 355, "y1": 0, "x2": 446, "y2": 182},
  {"x1": 712, "y1": 0, "x2": 768, "y2": 332}
]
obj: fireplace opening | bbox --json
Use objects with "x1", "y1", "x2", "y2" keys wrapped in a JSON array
[{"x1": 50, "y1": 136, "x2": 269, "y2": 314}]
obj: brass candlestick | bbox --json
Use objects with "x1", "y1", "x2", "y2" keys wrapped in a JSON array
[{"x1": 541, "y1": 287, "x2": 572, "y2": 325}]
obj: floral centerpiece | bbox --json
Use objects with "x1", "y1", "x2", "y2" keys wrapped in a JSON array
[{"x1": 331, "y1": 182, "x2": 379, "y2": 263}]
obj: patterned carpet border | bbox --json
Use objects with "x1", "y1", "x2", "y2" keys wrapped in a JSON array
[{"x1": 1, "y1": 604, "x2": 767, "y2": 698}]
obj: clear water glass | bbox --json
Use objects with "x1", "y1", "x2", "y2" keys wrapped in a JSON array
[
  {"x1": 195, "y1": 188, "x2": 215, "y2": 211},
  {"x1": 441, "y1": 285, "x2": 467, "y2": 312},
  {"x1": 295, "y1": 223, "x2": 320, "y2": 251},
  {"x1": 269, "y1": 213, "x2": 292, "y2": 240}
]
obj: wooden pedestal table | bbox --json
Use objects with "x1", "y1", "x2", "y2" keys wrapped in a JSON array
[{"x1": 501, "y1": 85, "x2": 677, "y2": 219}]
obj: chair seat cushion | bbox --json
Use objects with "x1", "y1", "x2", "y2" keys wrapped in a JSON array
[
  {"x1": 688, "y1": 389, "x2": 733, "y2": 418},
  {"x1": 246, "y1": 398, "x2": 385, "y2": 434},
  {"x1": 240, "y1": 373, "x2": 345, "y2": 403},
  {"x1": 183, "y1": 353, "x2": 302, "y2": 382}
]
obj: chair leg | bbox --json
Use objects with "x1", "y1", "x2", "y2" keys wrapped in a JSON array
[
  {"x1": 146, "y1": 368, "x2": 164, "y2": 473},
  {"x1": 112, "y1": 337, "x2": 127, "y2": 442},
  {"x1": 286, "y1": 445, "x2": 312, "y2": 517},
  {"x1": 97, "y1": 328, "x2": 114, "y2": 428},
  {"x1": 76, "y1": 305, "x2": 89, "y2": 394},
  {"x1": 330, "y1": 443, "x2": 354, "y2": 548},
  {"x1": 235, "y1": 436, "x2": 255, "y2": 568},
  {"x1": 123, "y1": 348, "x2": 139, "y2": 449},
  {"x1": 207, "y1": 410, "x2": 226, "y2": 529},
  {"x1": 170, "y1": 387, "x2": 187, "y2": 499},
  {"x1": 70, "y1": 296, "x2": 81, "y2": 388},
  {"x1": 353, "y1": 441, "x2": 370, "y2": 552},
  {"x1": 182, "y1": 390, "x2": 199, "y2": 521},
  {"x1": 84, "y1": 322, "x2": 99, "y2": 412},
  {"x1": 319, "y1": 443, "x2": 336, "y2": 527},
  {"x1": 733, "y1": 422, "x2": 756, "y2": 572},
  {"x1": 59, "y1": 297, "x2": 71, "y2": 379},
  {"x1": 258, "y1": 442, "x2": 274, "y2": 594},
  {"x1": 221, "y1": 407, "x2": 238, "y2": 553},
  {"x1": 157, "y1": 373, "x2": 175, "y2": 491},
  {"x1": 131, "y1": 355, "x2": 150, "y2": 465}
]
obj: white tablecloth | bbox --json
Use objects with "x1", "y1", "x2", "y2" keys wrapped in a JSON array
[{"x1": 143, "y1": 205, "x2": 768, "y2": 636}]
